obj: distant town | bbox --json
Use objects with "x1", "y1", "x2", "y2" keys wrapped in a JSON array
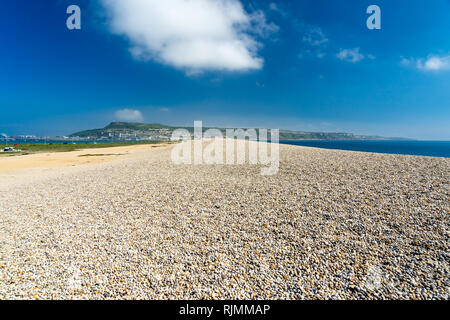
[{"x1": 1, "y1": 122, "x2": 402, "y2": 143}]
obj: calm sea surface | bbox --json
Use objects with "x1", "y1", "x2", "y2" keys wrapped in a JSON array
[{"x1": 280, "y1": 140, "x2": 450, "y2": 158}]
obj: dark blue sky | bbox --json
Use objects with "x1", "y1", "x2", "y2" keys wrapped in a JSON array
[{"x1": 1, "y1": 0, "x2": 449, "y2": 139}]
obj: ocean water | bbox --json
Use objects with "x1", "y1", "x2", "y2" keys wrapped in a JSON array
[{"x1": 280, "y1": 140, "x2": 450, "y2": 158}]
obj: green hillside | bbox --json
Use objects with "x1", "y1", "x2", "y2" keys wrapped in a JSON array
[
  {"x1": 70, "y1": 122, "x2": 172, "y2": 137},
  {"x1": 104, "y1": 122, "x2": 171, "y2": 130},
  {"x1": 69, "y1": 122, "x2": 389, "y2": 140}
]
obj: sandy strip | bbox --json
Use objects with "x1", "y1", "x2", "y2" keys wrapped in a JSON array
[{"x1": 0, "y1": 144, "x2": 168, "y2": 174}]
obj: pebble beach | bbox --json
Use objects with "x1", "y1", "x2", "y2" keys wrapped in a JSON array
[{"x1": 0, "y1": 142, "x2": 448, "y2": 299}]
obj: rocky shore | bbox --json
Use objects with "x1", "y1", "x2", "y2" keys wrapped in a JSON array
[{"x1": 0, "y1": 143, "x2": 448, "y2": 299}]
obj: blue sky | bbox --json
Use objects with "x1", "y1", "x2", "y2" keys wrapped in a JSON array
[{"x1": 0, "y1": 0, "x2": 449, "y2": 139}]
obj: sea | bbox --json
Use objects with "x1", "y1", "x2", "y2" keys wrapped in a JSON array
[
  {"x1": 279, "y1": 140, "x2": 450, "y2": 158},
  {"x1": 2, "y1": 139, "x2": 450, "y2": 158}
]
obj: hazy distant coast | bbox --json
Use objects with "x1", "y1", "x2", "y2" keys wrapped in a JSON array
[{"x1": 68, "y1": 122, "x2": 404, "y2": 141}]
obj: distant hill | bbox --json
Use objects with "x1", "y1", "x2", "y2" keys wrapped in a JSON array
[
  {"x1": 105, "y1": 122, "x2": 171, "y2": 130},
  {"x1": 69, "y1": 122, "x2": 395, "y2": 141}
]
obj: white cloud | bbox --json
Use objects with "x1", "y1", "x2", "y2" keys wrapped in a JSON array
[
  {"x1": 418, "y1": 55, "x2": 450, "y2": 71},
  {"x1": 247, "y1": 10, "x2": 279, "y2": 38},
  {"x1": 159, "y1": 107, "x2": 170, "y2": 112},
  {"x1": 269, "y1": 2, "x2": 287, "y2": 16},
  {"x1": 114, "y1": 109, "x2": 144, "y2": 122},
  {"x1": 302, "y1": 27, "x2": 328, "y2": 47},
  {"x1": 101, "y1": 0, "x2": 277, "y2": 73},
  {"x1": 401, "y1": 54, "x2": 450, "y2": 72},
  {"x1": 298, "y1": 25, "x2": 329, "y2": 60},
  {"x1": 400, "y1": 56, "x2": 413, "y2": 66},
  {"x1": 269, "y1": 3, "x2": 279, "y2": 11},
  {"x1": 337, "y1": 48, "x2": 365, "y2": 63},
  {"x1": 300, "y1": 25, "x2": 374, "y2": 64}
]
